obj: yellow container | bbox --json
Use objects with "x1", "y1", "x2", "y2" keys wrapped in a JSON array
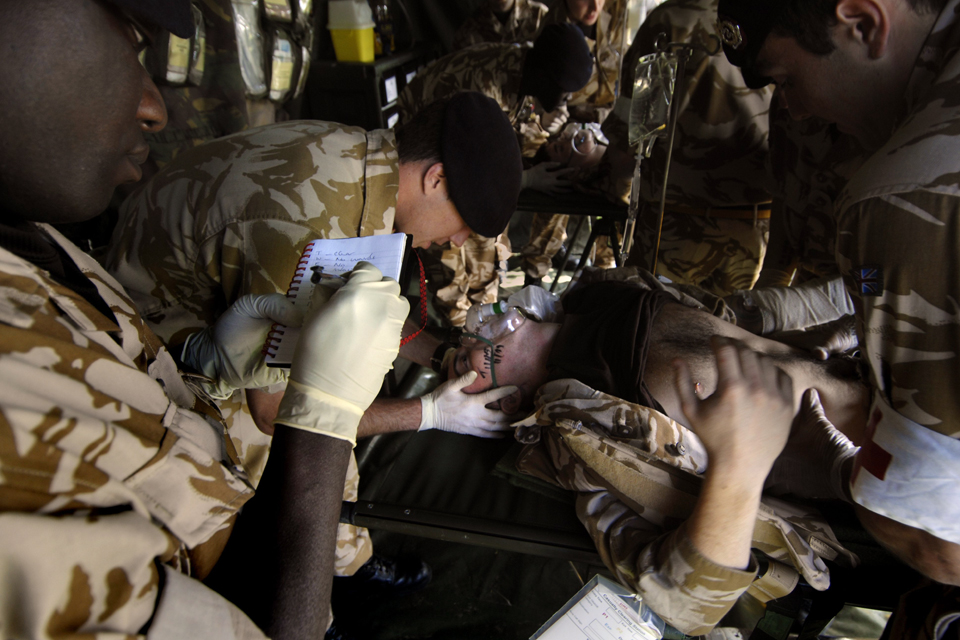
[{"x1": 330, "y1": 27, "x2": 375, "y2": 63}]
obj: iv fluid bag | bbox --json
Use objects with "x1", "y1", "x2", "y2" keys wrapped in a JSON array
[{"x1": 628, "y1": 52, "x2": 677, "y2": 155}]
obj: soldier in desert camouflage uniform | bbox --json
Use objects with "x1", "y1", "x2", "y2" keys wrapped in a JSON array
[
  {"x1": 397, "y1": 25, "x2": 592, "y2": 324},
  {"x1": 719, "y1": 0, "x2": 960, "y2": 587},
  {"x1": 543, "y1": 0, "x2": 629, "y2": 121},
  {"x1": 107, "y1": 97, "x2": 523, "y2": 579},
  {"x1": 519, "y1": 0, "x2": 632, "y2": 283},
  {"x1": 398, "y1": 44, "x2": 528, "y2": 326},
  {"x1": 452, "y1": 0, "x2": 550, "y2": 50},
  {"x1": 108, "y1": 121, "x2": 398, "y2": 577},
  {"x1": 600, "y1": 0, "x2": 774, "y2": 296},
  {"x1": 0, "y1": 1, "x2": 408, "y2": 637}
]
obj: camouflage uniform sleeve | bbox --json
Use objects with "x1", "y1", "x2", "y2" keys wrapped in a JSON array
[
  {"x1": 0, "y1": 513, "x2": 265, "y2": 640},
  {"x1": 0, "y1": 511, "x2": 169, "y2": 639},
  {"x1": 837, "y1": 190, "x2": 960, "y2": 437},
  {"x1": 0, "y1": 234, "x2": 256, "y2": 638},
  {"x1": 577, "y1": 491, "x2": 757, "y2": 635},
  {"x1": 107, "y1": 122, "x2": 374, "y2": 345},
  {"x1": 211, "y1": 219, "x2": 321, "y2": 308}
]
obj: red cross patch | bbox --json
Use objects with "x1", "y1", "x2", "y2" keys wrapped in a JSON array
[{"x1": 851, "y1": 407, "x2": 893, "y2": 483}]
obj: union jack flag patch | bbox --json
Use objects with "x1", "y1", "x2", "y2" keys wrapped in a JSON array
[{"x1": 854, "y1": 265, "x2": 883, "y2": 296}]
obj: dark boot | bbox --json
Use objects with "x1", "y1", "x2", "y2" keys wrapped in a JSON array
[{"x1": 334, "y1": 553, "x2": 432, "y2": 598}]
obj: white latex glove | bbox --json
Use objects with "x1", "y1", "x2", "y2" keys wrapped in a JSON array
[
  {"x1": 521, "y1": 162, "x2": 576, "y2": 196},
  {"x1": 274, "y1": 262, "x2": 409, "y2": 444},
  {"x1": 769, "y1": 315, "x2": 859, "y2": 360},
  {"x1": 765, "y1": 389, "x2": 860, "y2": 501},
  {"x1": 727, "y1": 276, "x2": 855, "y2": 335},
  {"x1": 181, "y1": 293, "x2": 302, "y2": 400},
  {"x1": 541, "y1": 105, "x2": 569, "y2": 135},
  {"x1": 418, "y1": 372, "x2": 518, "y2": 438}
]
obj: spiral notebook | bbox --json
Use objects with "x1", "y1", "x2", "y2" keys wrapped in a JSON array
[{"x1": 264, "y1": 232, "x2": 411, "y2": 367}]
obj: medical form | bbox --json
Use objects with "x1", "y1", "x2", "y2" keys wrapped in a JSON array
[{"x1": 531, "y1": 576, "x2": 664, "y2": 640}]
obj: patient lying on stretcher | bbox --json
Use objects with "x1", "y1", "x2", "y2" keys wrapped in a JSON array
[{"x1": 448, "y1": 279, "x2": 869, "y2": 447}]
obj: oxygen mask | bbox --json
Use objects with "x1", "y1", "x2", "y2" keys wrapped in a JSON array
[{"x1": 459, "y1": 302, "x2": 529, "y2": 388}]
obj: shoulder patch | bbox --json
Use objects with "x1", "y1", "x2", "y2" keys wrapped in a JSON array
[{"x1": 853, "y1": 265, "x2": 883, "y2": 296}]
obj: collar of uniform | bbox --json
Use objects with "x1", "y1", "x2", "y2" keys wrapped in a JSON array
[
  {"x1": 902, "y1": 0, "x2": 960, "y2": 124},
  {"x1": 358, "y1": 128, "x2": 400, "y2": 237},
  {"x1": 0, "y1": 244, "x2": 120, "y2": 333},
  {"x1": 0, "y1": 226, "x2": 122, "y2": 334}
]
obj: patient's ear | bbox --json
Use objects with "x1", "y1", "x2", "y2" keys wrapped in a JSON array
[{"x1": 490, "y1": 388, "x2": 524, "y2": 415}]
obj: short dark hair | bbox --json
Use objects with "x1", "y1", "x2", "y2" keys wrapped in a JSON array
[
  {"x1": 772, "y1": 0, "x2": 948, "y2": 56},
  {"x1": 395, "y1": 97, "x2": 449, "y2": 164}
]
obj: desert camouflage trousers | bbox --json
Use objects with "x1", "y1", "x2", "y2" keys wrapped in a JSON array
[
  {"x1": 220, "y1": 390, "x2": 373, "y2": 576},
  {"x1": 626, "y1": 206, "x2": 770, "y2": 296},
  {"x1": 520, "y1": 213, "x2": 616, "y2": 279},
  {"x1": 425, "y1": 231, "x2": 511, "y2": 326}
]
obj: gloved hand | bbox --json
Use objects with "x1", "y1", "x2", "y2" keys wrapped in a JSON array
[
  {"x1": 521, "y1": 162, "x2": 576, "y2": 196},
  {"x1": 274, "y1": 262, "x2": 409, "y2": 445},
  {"x1": 726, "y1": 276, "x2": 855, "y2": 335},
  {"x1": 765, "y1": 389, "x2": 860, "y2": 501},
  {"x1": 541, "y1": 105, "x2": 569, "y2": 136},
  {"x1": 418, "y1": 372, "x2": 518, "y2": 438},
  {"x1": 181, "y1": 293, "x2": 302, "y2": 400},
  {"x1": 770, "y1": 315, "x2": 858, "y2": 360}
]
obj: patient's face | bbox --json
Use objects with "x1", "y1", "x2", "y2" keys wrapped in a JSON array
[
  {"x1": 544, "y1": 126, "x2": 607, "y2": 174},
  {"x1": 447, "y1": 324, "x2": 536, "y2": 394},
  {"x1": 449, "y1": 341, "x2": 513, "y2": 393}
]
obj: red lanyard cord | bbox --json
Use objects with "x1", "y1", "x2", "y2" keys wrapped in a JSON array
[{"x1": 399, "y1": 249, "x2": 427, "y2": 348}]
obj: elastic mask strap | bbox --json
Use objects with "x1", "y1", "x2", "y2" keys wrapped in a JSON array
[{"x1": 461, "y1": 333, "x2": 498, "y2": 389}]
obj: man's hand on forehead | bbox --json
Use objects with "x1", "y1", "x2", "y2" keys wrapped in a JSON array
[{"x1": 419, "y1": 372, "x2": 518, "y2": 437}]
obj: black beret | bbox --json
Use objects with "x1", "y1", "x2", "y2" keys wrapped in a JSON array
[
  {"x1": 441, "y1": 92, "x2": 523, "y2": 238},
  {"x1": 105, "y1": 0, "x2": 194, "y2": 39},
  {"x1": 716, "y1": 0, "x2": 789, "y2": 88},
  {"x1": 523, "y1": 23, "x2": 594, "y2": 111}
]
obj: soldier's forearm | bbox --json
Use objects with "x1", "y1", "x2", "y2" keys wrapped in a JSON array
[
  {"x1": 207, "y1": 426, "x2": 351, "y2": 639},
  {"x1": 686, "y1": 464, "x2": 765, "y2": 570},
  {"x1": 854, "y1": 504, "x2": 960, "y2": 586},
  {"x1": 358, "y1": 398, "x2": 422, "y2": 438}
]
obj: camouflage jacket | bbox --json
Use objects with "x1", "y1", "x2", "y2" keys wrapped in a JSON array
[
  {"x1": 107, "y1": 121, "x2": 398, "y2": 347},
  {"x1": 833, "y1": 0, "x2": 960, "y2": 443},
  {"x1": 397, "y1": 43, "x2": 548, "y2": 157},
  {"x1": 105, "y1": 121, "x2": 397, "y2": 487},
  {"x1": 542, "y1": 0, "x2": 629, "y2": 116},
  {"x1": 514, "y1": 379, "x2": 857, "y2": 635},
  {"x1": 757, "y1": 100, "x2": 865, "y2": 288},
  {"x1": 451, "y1": 0, "x2": 550, "y2": 50},
  {"x1": 602, "y1": 0, "x2": 774, "y2": 209},
  {"x1": 0, "y1": 226, "x2": 263, "y2": 639}
]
